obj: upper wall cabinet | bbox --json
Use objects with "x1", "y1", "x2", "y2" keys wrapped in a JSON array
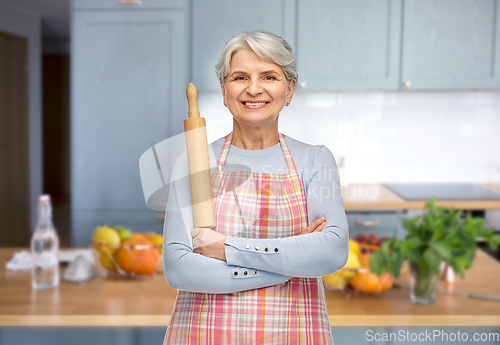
[
  {"x1": 73, "y1": 0, "x2": 185, "y2": 9},
  {"x1": 72, "y1": 6, "x2": 189, "y2": 211},
  {"x1": 401, "y1": 0, "x2": 500, "y2": 90},
  {"x1": 71, "y1": 0, "x2": 190, "y2": 244},
  {"x1": 191, "y1": 0, "x2": 296, "y2": 92},
  {"x1": 296, "y1": 0, "x2": 402, "y2": 91}
]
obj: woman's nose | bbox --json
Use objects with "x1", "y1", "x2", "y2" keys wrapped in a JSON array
[{"x1": 246, "y1": 79, "x2": 262, "y2": 96}]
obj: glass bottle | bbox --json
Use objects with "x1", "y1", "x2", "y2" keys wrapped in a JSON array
[{"x1": 31, "y1": 195, "x2": 60, "y2": 290}]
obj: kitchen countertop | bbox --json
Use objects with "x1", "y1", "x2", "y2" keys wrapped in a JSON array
[
  {"x1": 1, "y1": 248, "x2": 500, "y2": 327},
  {"x1": 343, "y1": 183, "x2": 500, "y2": 210}
]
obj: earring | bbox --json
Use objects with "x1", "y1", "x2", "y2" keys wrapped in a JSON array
[
  {"x1": 223, "y1": 102, "x2": 227, "y2": 107},
  {"x1": 285, "y1": 102, "x2": 290, "y2": 106}
]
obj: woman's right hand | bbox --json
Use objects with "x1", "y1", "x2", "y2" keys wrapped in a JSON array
[{"x1": 300, "y1": 217, "x2": 326, "y2": 235}]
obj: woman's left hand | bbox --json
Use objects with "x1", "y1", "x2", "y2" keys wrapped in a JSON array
[{"x1": 191, "y1": 228, "x2": 227, "y2": 261}]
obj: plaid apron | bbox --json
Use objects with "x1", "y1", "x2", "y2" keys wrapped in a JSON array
[{"x1": 164, "y1": 133, "x2": 333, "y2": 344}]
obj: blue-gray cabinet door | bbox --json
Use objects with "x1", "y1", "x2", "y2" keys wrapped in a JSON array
[
  {"x1": 191, "y1": 0, "x2": 296, "y2": 92},
  {"x1": 401, "y1": 0, "x2": 500, "y2": 90},
  {"x1": 296, "y1": 0, "x2": 402, "y2": 91},
  {"x1": 73, "y1": 0, "x2": 185, "y2": 10},
  {"x1": 71, "y1": 9, "x2": 189, "y2": 216}
]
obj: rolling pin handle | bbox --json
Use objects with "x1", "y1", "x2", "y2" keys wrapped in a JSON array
[{"x1": 186, "y1": 82, "x2": 200, "y2": 119}]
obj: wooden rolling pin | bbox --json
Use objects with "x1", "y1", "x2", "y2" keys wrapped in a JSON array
[{"x1": 184, "y1": 83, "x2": 217, "y2": 229}]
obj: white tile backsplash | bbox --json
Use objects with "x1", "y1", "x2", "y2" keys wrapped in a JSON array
[
  {"x1": 460, "y1": 122, "x2": 491, "y2": 137},
  {"x1": 198, "y1": 91, "x2": 500, "y2": 183}
]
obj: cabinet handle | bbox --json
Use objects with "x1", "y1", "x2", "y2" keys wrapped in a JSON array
[
  {"x1": 403, "y1": 80, "x2": 412, "y2": 88},
  {"x1": 355, "y1": 219, "x2": 381, "y2": 227},
  {"x1": 298, "y1": 81, "x2": 306, "y2": 88},
  {"x1": 155, "y1": 214, "x2": 165, "y2": 220},
  {"x1": 117, "y1": 0, "x2": 142, "y2": 5}
]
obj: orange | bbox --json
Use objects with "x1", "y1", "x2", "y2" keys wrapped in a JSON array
[
  {"x1": 114, "y1": 237, "x2": 160, "y2": 274},
  {"x1": 347, "y1": 243, "x2": 395, "y2": 293},
  {"x1": 349, "y1": 271, "x2": 393, "y2": 293},
  {"x1": 359, "y1": 253, "x2": 371, "y2": 269},
  {"x1": 379, "y1": 273, "x2": 394, "y2": 291},
  {"x1": 348, "y1": 249, "x2": 393, "y2": 293}
]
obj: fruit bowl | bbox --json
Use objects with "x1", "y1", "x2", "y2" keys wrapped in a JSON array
[
  {"x1": 91, "y1": 227, "x2": 163, "y2": 279},
  {"x1": 347, "y1": 242, "x2": 394, "y2": 293},
  {"x1": 323, "y1": 235, "x2": 394, "y2": 293}
]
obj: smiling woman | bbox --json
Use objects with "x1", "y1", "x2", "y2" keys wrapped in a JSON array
[
  {"x1": 222, "y1": 49, "x2": 295, "y2": 144},
  {"x1": 162, "y1": 31, "x2": 348, "y2": 344}
]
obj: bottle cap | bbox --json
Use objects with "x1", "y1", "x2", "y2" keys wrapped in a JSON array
[{"x1": 39, "y1": 195, "x2": 50, "y2": 205}]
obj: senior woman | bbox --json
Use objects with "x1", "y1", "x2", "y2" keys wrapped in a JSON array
[{"x1": 163, "y1": 31, "x2": 348, "y2": 344}]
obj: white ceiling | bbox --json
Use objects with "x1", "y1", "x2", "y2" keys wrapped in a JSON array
[{"x1": 1, "y1": 0, "x2": 70, "y2": 41}]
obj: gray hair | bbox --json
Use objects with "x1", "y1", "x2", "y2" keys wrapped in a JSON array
[{"x1": 215, "y1": 31, "x2": 298, "y2": 86}]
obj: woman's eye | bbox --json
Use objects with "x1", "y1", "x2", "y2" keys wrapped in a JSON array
[
  {"x1": 234, "y1": 76, "x2": 246, "y2": 81},
  {"x1": 264, "y1": 75, "x2": 276, "y2": 81}
]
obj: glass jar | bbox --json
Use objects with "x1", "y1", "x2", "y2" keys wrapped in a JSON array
[{"x1": 409, "y1": 262, "x2": 439, "y2": 304}]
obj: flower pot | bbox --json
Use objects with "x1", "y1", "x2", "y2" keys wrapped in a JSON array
[{"x1": 409, "y1": 262, "x2": 439, "y2": 305}]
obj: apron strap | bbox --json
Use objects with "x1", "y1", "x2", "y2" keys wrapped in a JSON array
[{"x1": 216, "y1": 132, "x2": 233, "y2": 169}]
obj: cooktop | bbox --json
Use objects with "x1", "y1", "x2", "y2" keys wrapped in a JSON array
[{"x1": 383, "y1": 183, "x2": 500, "y2": 201}]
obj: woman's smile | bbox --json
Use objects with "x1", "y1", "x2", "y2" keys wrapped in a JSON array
[{"x1": 241, "y1": 101, "x2": 269, "y2": 109}]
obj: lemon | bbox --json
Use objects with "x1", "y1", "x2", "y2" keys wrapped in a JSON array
[
  {"x1": 99, "y1": 252, "x2": 116, "y2": 271},
  {"x1": 148, "y1": 234, "x2": 163, "y2": 254},
  {"x1": 348, "y1": 239, "x2": 361, "y2": 259},
  {"x1": 92, "y1": 226, "x2": 121, "y2": 255},
  {"x1": 323, "y1": 250, "x2": 362, "y2": 288},
  {"x1": 342, "y1": 250, "x2": 362, "y2": 278},
  {"x1": 323, "y1": 271, "x2": 348, "y2": 289}
]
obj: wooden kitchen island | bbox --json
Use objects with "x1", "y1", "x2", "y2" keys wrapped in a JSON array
[{"x1": 1, "y1": 248, "x2": 500, "y2": 327}]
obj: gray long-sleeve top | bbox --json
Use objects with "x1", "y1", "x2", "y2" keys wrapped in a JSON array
[{"x1": 162, "y1": 135, "x2": 349, "y2": 294}]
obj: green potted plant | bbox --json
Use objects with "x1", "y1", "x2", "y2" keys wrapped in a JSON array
[{"x1": 370, "y1": 197, "x2": 500, "y2": 304}]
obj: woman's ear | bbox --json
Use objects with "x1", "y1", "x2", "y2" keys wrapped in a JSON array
[
  {"x1": 220, "y1": 80, "x2": 226, "y2": 105},
  {"x1": 287, "y1": 79, "x2": 296, "y2": 104}
]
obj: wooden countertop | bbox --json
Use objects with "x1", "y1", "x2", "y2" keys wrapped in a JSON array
[
  {"x1": 1, "y1": 248, "x2": 500, "y2": 327},
  {"x1": 343, "y1": 183, "x2": 500, "y2": 210}
]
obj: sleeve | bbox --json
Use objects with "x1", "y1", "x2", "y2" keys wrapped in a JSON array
[
  {"x1": 224, "y1": 146, "x2": 349, "y2": 278},
  {"x1": 162, "y1": 152, "x2": 289, "y2": 294}
]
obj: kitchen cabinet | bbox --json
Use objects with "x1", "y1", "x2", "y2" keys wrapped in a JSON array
[
  {"x1": 296, "y1": 0, "x2": 402, "y2": 91},
  {"x1": 191, "y1": 0, "x2": 295, "y2": 92},
  {"x1": 72, "y1": 0, "x2": 185, "y2": 10},
  {"x1": 71, "y1": 0, "x2": 190, "y2": 246},
  {"x1": 295, "y1": 0, "x2": 500, "y2": 91},
  {"x1": 347, "y1": 211, "x2": 407, "y2": 239},
  {"x1": 401, "y1": 0, "x2": 500, "y2": 90}
]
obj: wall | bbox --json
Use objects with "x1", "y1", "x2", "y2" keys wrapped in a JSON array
[
  {"x1": 199, "y1": 91, "x2": 500, "y2": 184},
  {"x1": 0, "y1": 1, "x2": 42, "y2": 232}
]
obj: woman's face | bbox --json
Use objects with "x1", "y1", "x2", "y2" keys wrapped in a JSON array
[{"x1": 222, "y1": 49, "x2": 295, "y2": 129}]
